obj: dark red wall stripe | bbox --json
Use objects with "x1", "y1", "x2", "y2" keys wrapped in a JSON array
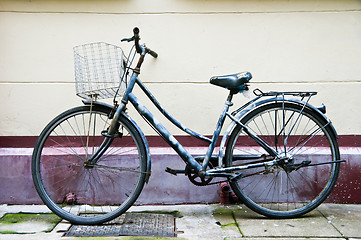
[{"x1": 0, "y1": 135, "x2": 360, "y2": 148}]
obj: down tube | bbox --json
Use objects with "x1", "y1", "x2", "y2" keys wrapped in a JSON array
[{"x1": 128, "y1": 92, "x2": 202, "y2": 172}]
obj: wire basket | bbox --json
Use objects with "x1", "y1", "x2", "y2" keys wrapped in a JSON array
[{"x1": 73, "y1": 42, "x2": 126, "y2": 100}]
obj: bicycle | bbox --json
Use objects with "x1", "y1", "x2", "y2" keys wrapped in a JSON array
[{"x1": 32, "y1": 27, "x2": 344, "y2": 225}]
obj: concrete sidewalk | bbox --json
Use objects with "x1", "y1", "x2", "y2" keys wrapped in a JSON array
[{"x1": 0, "y1": 203, "x2": 360, "y2": 240}]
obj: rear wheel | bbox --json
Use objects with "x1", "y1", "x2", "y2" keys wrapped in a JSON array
[
  {"x1": 225, "y1": 102, "x2": 340, "y2": 218},
  {"x1": 32, "y1": 105, "x2": 147, "y2": 225}
]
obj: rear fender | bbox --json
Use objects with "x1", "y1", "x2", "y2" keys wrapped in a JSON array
[
  {"x1": 82, "y1": 100, "x2": 152, "y2": 182},
  {"x1": 217, "y1": 97, "x2": 338, "y2": 168}
]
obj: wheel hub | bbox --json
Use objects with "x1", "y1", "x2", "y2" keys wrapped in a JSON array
[{"x1": 277, "y1": 154, "x2": 296, "y2": 173}]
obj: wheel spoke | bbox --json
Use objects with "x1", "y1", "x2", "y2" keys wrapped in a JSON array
[
  {"x1": 226, "y1": 102, "x2": 340, "y2": 218},
  {"x1": 32, "y1": 106, "x2": 146, "y2": 224}
]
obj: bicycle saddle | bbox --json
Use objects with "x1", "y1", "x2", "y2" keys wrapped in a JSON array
[{"x1": 210, "y1": 72, "x2": 252, "y2": 91}]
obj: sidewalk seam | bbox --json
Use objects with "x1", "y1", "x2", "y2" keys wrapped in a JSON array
[
  {"x1": 231, "y1": 211, "x2": 244, "y2": 237},
  {"x1": 318, "y1": 209, "x2": 346, "y2": 239}
]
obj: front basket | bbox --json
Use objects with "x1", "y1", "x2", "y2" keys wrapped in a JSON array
[{"x1": 73, "y1": 42, "x2": 126, "y2": 100}]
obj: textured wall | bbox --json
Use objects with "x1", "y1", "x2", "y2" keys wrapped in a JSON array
[{"x1": 0, "y1": 0, "x2": 360, "y2": 136}]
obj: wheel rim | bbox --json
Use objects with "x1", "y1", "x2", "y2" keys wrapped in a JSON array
[
  {"x1": 33, "y1": 107, "x2": 145, "y2": 223},
  {"x1": 228, "y1": 103, "x2": 339, "y2": 216}
]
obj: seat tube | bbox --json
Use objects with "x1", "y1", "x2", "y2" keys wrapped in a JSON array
[{"x1": 202, "y1": 92, "x2": 233, "y2": 170}]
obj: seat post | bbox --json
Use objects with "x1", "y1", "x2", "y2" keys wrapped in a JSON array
[{"x1": 227, "y1": 90, "x2": 235, "y2": 103}]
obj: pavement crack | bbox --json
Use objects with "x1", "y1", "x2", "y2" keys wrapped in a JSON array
[
  {"x1": 231, "y1": 211, "x2": 244, "y2": 237},
  {"x1": 318, "y1": 209, "x2": 346, "y2": 239}
]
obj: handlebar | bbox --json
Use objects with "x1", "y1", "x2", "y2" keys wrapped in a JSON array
[
  {"x1": 121, "y1": 27, "x2": 158, "y2": 58},
  {"x1": 146, "y1": 47, "x2": 158, "y2": 58}
]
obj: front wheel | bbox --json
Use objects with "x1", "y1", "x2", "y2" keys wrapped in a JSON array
[
  {"x1": 225, "y1": 102, "x2": 340, "y2": 218},
  {"x1": 32, "y1": 105, "x2": 147, "y2": 225}
]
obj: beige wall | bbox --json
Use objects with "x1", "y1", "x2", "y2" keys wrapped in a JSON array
[{"x1": 1, "y1": 0, "x2": 360, "y2": 136}]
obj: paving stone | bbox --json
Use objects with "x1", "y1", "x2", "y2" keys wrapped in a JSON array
[
  {"x1": 318, "y1": 204, "x2": 361, "y2": 238},
  {"x1": 213, "y1": 205, "x2": 243, "y2": 236},
  {"x1": 228, "y1": 238, "x2": 346, "y2": 240},
  {"x1": 170, "y1": 204, "x2": 242, "y2": 240},
  {"x1": 0, "y1": 212, "x2": 61, "y2": 234},
  {"x1": 0, "y1": 221, "x2": 52, "y2": 234},
  {"x1": 233, "y1": 205, "x2": 342, "y2": 238}
]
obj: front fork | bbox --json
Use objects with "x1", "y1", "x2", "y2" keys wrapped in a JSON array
[
  {"x1": 84, "y1": 137, "x2": 113, "y2": 167},
  {"x1": 84, "y1": 103, "x2": 126, "y2": 167}
]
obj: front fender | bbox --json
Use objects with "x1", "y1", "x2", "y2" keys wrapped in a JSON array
[
  {"x1": 217, "y1": 97, "x2": 338, "y2": 167},
  {"x1": 82, "y1": 100, "x2": 152, "y2": 183}
]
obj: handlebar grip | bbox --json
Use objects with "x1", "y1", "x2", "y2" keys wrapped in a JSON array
[
  {"x1": 133, "y1": 27, "x2": 140, "y2": 37},
  {"x1": 147, "y1": 48, "x2": 158, "y2": 58},
  {"x1": 133, "y1": 27, "x2": 142, "y2": 53}
]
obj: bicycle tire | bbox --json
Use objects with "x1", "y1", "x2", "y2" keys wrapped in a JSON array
[
  {"x1": 32, "y1": 105, "x2": 147, "y2": 225},
  {"x1": 225, "y1": 102, "x2": 340, "y2": 218}
]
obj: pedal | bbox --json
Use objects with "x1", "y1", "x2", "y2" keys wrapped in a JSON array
[{"x1": 165, "y1": 167, "x2": 185, "y2": 176}]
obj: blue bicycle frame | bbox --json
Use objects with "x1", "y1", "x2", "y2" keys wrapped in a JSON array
[
  {"x1": 107, "y1": 70, "x2": 280, "y2": 178},
  {"x1": 101, "y1": 39, "x2": 340, "y2": 179}
]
